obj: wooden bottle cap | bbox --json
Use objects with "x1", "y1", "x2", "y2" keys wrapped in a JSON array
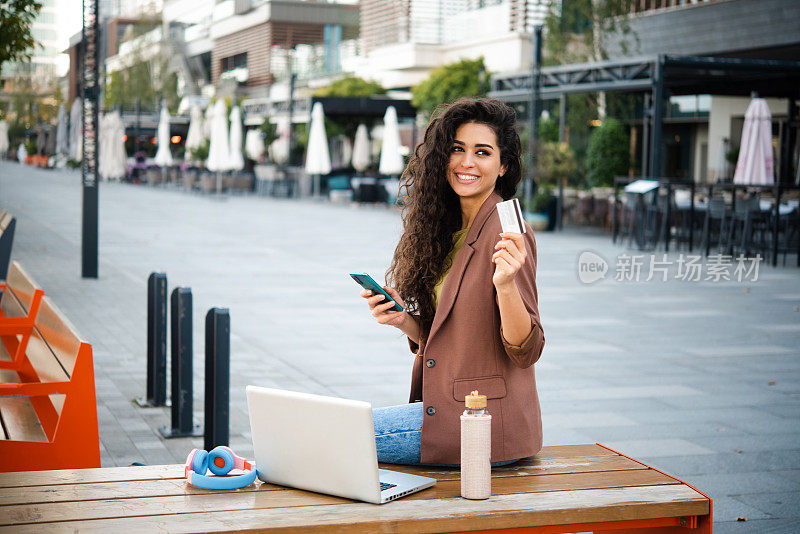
[{"x1": 465, "y1": 390, "x2": 487, "y2": 408}]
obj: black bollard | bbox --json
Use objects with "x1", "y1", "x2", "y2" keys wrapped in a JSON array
[
  {"x1": 159, "y1": 288, "x2": 202, "y2": 438},
  {"x1": 204, "y1": 307, "x2": 230, "y2": 450},
  {"x1": 135, "y1": 273, "x2": 167, "y2": 407}
]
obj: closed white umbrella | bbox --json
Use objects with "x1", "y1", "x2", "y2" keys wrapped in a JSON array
[
  {"x1": 17, "y1": 142, "x2": 27, "y2": 163},
  {"x1": 98, "y1": 112, "x2": 111, "y2": 178},
  {"x1": 351, "y1": 123, "x2": 370, "y2": 172},
  {"x1": 379, "y1": 106, "x2": 404, "y2": 176},
  {"x1": 55, "y1": 104, "x2": 68, "y2": 155},
  {"x1": 305, "y1": 102, "x2": 331, "y2": 196},
  {"x1": 204, "y1": 104, "x2": 214, "y2": 140},
  {"x1": 206, "y1": 100, "x2": 230, "y2": 172},
  {"x1": 184, "y1": 105, "x2": 205, "y2": 161},
  {"x1": 99, "y1": 110, "x2": 127, "y2": 181},
  {"x1": 0, "y1": 120, "x2": 9, "y2": 156},
  {"x1": 733, "y1": 97, "x2": 774, "y2": 185},
  {"x1": 245, "y1": 129, "x2": 265, "y2": 162},
  {"x1": 69, "y1": 98, "x2": 82, "y2": 161},
  {"x1": 153, "y1": 104, "x2": 173, "y2": 167},
  {"x1": 269, "y1": 116, "x2": 290, "y2": 165},
  {"x1": 228, "y1": 105, "x2": 244, "y2": 171}
]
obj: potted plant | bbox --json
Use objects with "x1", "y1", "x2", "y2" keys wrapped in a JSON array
[{"x1": 529, "y1": 141, "x2": 577, "y2": 231}]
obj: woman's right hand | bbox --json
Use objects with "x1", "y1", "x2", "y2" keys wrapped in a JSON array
[
  {"x1": 360, "y1": 287, "x2": 421, "y2": 344},
  {"x1": 361, "y1": 286, "x2": 419, "y2": 343},
  {"x1": 360, "y1": 286, "x2": 407, "y2": 327}
]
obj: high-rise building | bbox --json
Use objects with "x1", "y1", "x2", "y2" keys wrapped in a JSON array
[
  {"x1": 360, "y1": 0, "x2": 552, "y2": 54},
  {"x1": 355, "y1": 0, "x2": 556, "y2": 90},
  {"x1": 360, "y1": 0, "x2": 470, "y2": 53}
]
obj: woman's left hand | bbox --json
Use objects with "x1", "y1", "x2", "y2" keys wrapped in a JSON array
[{"x1": 492, "y1": 232, "x2": 526, "y2": 288}]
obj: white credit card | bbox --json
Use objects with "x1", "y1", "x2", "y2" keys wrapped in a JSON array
[{"x1": 496, "y1": 198, "x2": 526, "y2": 234}]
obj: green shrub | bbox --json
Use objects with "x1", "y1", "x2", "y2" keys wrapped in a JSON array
[
  {"x1": 314, "y1": 77, "x2": 386, "y2": 98},
  {"x1": 190, "y1": 139, "x2": 209, "y2": 163},
  {"x1": 585, "y1": 118, "x2": 629, "y2": 187},
  {"x1": 531, "y1": 185, "x2": 554, "y2": 213}
]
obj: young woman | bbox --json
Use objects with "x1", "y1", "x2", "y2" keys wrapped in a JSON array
[{"x1": 361, "y1": 98, "x2": 545, "y2": 466}]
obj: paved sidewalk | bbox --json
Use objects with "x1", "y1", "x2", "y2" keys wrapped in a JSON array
[{"x1": 2, "y1": 161, "x2": 799, "y2": 532}]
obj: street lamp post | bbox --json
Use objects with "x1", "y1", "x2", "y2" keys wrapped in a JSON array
[
  {"x1": 526, "y1": 25, "x2": 543, "y2": 213},
  {"x1": 81, "y1": 0, "x2": 100, "y2": 278}
]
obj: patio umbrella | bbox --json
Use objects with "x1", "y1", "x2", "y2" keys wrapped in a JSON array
[
  {"x1": 733, "y1": 97, "x2": 774, "y2": 185},
  {"x1": 245, "y1": 128, "x2": 265, "y2": 162},
  {"x1": 99, "y1": 111, "x2": 127, "y2": 181},
  {"x1": 228, "y1": 105, "x2": 244, "y2": 171},
  {"x1": 305, "y1": 102, "x2": 331, "y2": 196},
  {"x1": 206, "y1": 99, "x2": 230, "y2": 193},
  {"x1": 379, "y1": 106, "x2": 404, "y2": 176},
  {"x1": 351, "y1": 123, "x2": 370, "y2": 172},
  {"x1": 68, "y1": 98, "x2": 82, "y2": 161},
  {"x1": 184, "y1": 105, "x2": 205, "y2": 161},
  {"x1": 55, "y1": 104, "x2": 68, "y2": 155},
  {"x1": 153, "y1": 103, "x2": 173, "y2": 167},
  {"x1": 269, "y1": 116, "x2": 290, "y2": 165},
  {"x1": 204, "y1": 103, "x2": 214, "y2": 140},
  {"x1": 207, "y1": 100, "x2": 230, "y2": 171},
  {"x1": 98, "y1": 113, "x2": 111, "y2": 177},
  {"x1": 0, "y1": 120, "x2": 9, "y2": 156}
]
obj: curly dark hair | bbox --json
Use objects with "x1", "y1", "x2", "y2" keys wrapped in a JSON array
[{"x1": 386, "y1": 97, "x2": 523, "y2": 345}]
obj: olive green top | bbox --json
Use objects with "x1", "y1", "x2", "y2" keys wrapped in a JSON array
[{"x1": 433, "y1": 227, "x2": 469, "y2": 309}]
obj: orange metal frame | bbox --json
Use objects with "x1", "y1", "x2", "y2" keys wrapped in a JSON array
[
  {"x1": 0, "y1": 288, "x2": 101, "y2": 472},
  {"x1": 455, "y1": 443, "x2": 712, "y2": 534},
  {"x1": 0, "y1": 284, "x2": 44, "y2": 368}
]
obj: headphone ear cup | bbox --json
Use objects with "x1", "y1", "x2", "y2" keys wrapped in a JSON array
[
  {"x1": 192, "y1": 449, "x2": 209, "y2": 475},
  {"x1": 207, "y1": 447, "x2": 234, "y2": 476}
]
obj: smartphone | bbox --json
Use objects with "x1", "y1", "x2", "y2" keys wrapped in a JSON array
[{"x1": 349, "y1": 273, "x2": 403, "y2": 312}]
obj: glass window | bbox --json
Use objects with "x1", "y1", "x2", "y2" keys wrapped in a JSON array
[{"x1": 221, "y1": 52, "x2": 247, "y2": 72}]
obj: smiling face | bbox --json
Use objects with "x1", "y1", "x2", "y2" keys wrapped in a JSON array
[{"x1": 447, "y1": 122, "x2": 507, "y2": 210}]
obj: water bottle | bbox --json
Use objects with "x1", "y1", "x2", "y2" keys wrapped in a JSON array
[{"x1": 460, "y1": 390, "x2": 491, "y2": 499}]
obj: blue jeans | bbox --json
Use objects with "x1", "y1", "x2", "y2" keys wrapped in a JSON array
[{"x1": 373, "y1": 402, "x2": 519, "y2": 467}]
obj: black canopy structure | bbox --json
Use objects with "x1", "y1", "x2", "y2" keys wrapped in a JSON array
[{"x1": 490, "y1": 54, "x2": 800, "y2": 182}]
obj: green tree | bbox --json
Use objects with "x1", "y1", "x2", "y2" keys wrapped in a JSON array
[
  {"x1": 544, "y1": 0, "x2": 637, "y2": 118},
  {"x1": 411, "y1": 57, "x2": 488, "y2": 117},
  {"x1": 314, "y1": 76, "x2": 386, "y2": 98},
  {"x1": 0, "y1": 0, "x2": 42, "y2": 77},
  {"x1": 537, "y1": 141, "x2": 577, "y2": 188},
  {"x1": 539, "y1": 117, "x2": 559, "y2": 143},
  {"x1": 585, "y1": 118, "x2": 629, "y2": 187},
  {"x1": 260, "y1": 118, "x2": 278, "y2": 146}
]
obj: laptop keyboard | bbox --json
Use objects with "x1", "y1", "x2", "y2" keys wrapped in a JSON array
[{"x1": 380, "y1": 482, "x2": 397, "y2": 491}]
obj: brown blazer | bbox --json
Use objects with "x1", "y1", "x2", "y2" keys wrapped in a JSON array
[{"x1": 408, "y1": 191, "x2": 545, "y2": 464}]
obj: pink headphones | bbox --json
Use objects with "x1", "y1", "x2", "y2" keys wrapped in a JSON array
[{"x1": 185, "y1": 446, "x2": 257, "y2": 490}]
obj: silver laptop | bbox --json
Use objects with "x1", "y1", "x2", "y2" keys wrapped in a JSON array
[{"x1": 246, "y1": 385, "x2": 436, "y2": 504}]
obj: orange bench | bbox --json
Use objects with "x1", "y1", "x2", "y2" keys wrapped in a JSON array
[{"x1": 0, "y1": 262, "x2": 100, "y2": 472}]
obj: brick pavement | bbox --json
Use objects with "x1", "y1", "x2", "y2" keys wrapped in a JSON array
[{"x1": 2, "y1": 161, "x2": 799, "y2": 532}]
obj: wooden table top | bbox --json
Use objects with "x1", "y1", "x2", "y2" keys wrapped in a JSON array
[{"x1": 0, "y1": 444, "x2": 711, "y2": 533}]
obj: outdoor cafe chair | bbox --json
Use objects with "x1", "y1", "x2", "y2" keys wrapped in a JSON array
[
  {"x1": 770, "y1": 205, "x2": 800, "y2": 266},
  {"x1": 700, "y1": 197, "x2": 730, "y2": 256},
  {"x1": 727, "y1": 196, "x2": 767, "y2": 258},
  {"x1": 643, "y1": 193, "x2": 667, "y2": 250}
]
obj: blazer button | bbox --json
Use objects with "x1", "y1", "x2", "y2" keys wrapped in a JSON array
[
  {"x1": 426, "y1": 358, "x2": 435, "y2": 368},
  {"x1": 426, "y1": 406, "x2": 436, "y2": 416}
]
